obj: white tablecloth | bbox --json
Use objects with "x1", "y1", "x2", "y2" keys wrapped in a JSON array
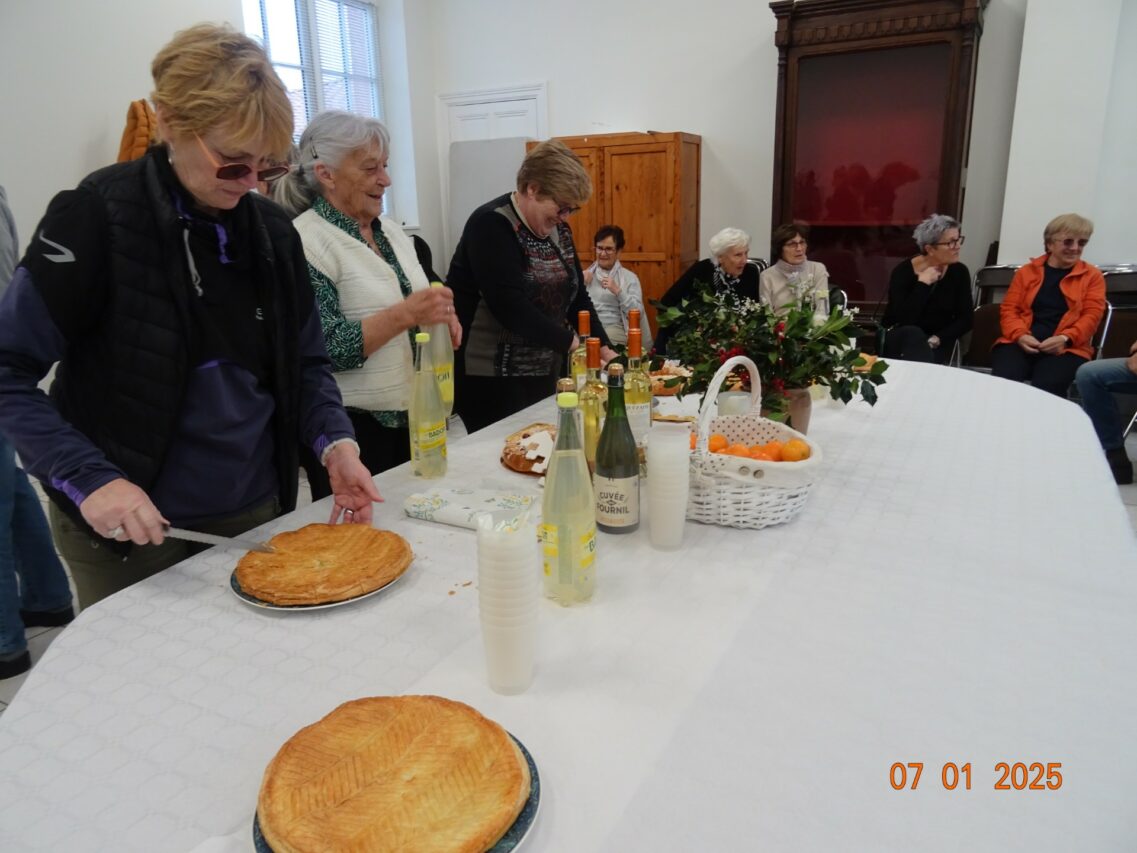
[{"x1": 1, "y1": 362, "x2": 1135, "y2": 852}]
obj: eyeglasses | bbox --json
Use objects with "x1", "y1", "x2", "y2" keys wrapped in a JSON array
[
  {"x1": 784, "y1": 239, "x2": 808, "y2": 249},
  {"x1": 595, "y1": 245, "x2": 617, "y2": 253},
  {"x1": 556, "y1": 202, "x2": 581, "y2": 218},
  {"x1": 932, "y1": 236, "x2": 966, "y2": 248},
  {"x1": 194, "y1": 133, "x2": 291, "y2": 183},
  {"x1": 1055, "y1": 237, "x2": 1089, "y2": 249}
]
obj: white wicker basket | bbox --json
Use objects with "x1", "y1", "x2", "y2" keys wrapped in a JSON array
[{"x1": 687, "y1": 355, "x2": 823, "y2": 529}]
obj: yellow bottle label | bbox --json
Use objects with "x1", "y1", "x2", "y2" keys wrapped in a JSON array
[
  {"x1": 434, "y1": 364, "x2": 454, "y2": 403},
  {"x1": 539, "y1": 524, "x2": 596, "y2": 577},
  {"x1": 417, "y1": 421, "x2": 446, "y2": 453}
]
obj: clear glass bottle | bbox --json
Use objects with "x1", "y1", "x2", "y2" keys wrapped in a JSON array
[
  {"x1": 594, "y1": 363, "x2": 640, "y2": 533},
  {"x1": 408, "y1": 331, "x2": 447, "y2": 478},
  {"x1": 540, "y1": 392, "x2": 597, "y2": 605},
  {"x1": 428, "y1": 282, "x2": 455, "y2": 418},
  {"x1": 578, "y1": 337, "x2": 607, "y2": 474},
  {"x1": 624, "y1": 328, "x2": 652, "y2": 449},
  {"x1": 570, "y1": 310, "x2": 590, "y2": 390}
]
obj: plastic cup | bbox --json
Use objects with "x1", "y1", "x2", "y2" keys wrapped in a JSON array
[
  {"x1": 646, "y1": 424, "x2": 690, "y2": 550},
  {"x1": 476, "y1": 511, "x2": 538, "y2": 694},
  {"x1": 480, "y1": 622, "x2": 536, "y2": 694}
]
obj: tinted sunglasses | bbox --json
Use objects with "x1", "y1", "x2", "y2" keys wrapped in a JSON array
[{"x1": 194, "y1": 133, "x2": 291, "y2": 183}]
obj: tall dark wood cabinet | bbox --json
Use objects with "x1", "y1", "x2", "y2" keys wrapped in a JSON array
[{"x1": 769, "y1": 0, "x2": 987, "y2": 308}]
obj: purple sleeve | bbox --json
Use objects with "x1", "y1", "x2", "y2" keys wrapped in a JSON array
[
  {"x1": 0, "y1": 270, "x2": 125, "y2": 504},
  {"x1": 296, "y1": 295, "x2": 355, "y2": 458}
]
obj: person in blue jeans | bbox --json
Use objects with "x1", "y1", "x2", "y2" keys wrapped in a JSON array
[
  {"x1": 1075, "y1": 341, "x2": 1137, "y2": 485},
  {"x1": 0, "y1": 436, "x2": 75, "y2": 679},
  {"x1": 0, "y1": 184, "x2": 74, "y2": 679}
]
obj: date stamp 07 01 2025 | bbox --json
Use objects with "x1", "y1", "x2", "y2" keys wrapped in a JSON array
[{"x1": 890, "y1": 762, "x2": 1063, "y2": 791}]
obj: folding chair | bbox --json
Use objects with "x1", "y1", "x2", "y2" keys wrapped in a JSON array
[
  {"x1": 973, "y1": 264, "x2": 1021, "y2": 306},
  {"x1": 961, "y1": 304, "x2": 1002, "y2": 372}
]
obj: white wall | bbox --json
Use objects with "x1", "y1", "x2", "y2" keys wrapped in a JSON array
[
  {"x1": 999, "y1": 0, "x2": 1134, "y2": 264},
  {"x1": 426, "y1": 0, "x2": 780, "y2": 265},
  {"x1": 959, "y1": 0, "x2": 1027, "y2": 274},
  {"x1": 0, "y1": 0, "x2": 243, "y2": 253}
]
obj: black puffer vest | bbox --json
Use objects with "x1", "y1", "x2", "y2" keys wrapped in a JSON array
[{"x1": 47, "y1": 150, "x2": 304, "y2": 541}]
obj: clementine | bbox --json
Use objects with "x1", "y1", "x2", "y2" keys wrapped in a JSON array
[{"x1": 782, "y1": 438, "x2": 811, "y2": 462}]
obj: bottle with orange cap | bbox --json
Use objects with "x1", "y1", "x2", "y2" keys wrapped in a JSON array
[
  {"x1": 570, "y1": 310, "x2": 590, "y2": 390},
  {"x1": 578, "y1": 337, "x2": 607, "y2": 473}
]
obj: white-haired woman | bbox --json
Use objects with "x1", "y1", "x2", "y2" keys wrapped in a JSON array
[
  {"x1": 881, "y1": 213, "x2": 973, "y2": 363},
  {"x1": 655, "y1": 227, "x2": 757, "y2": 354},
  {"x1": 274, "y1": 110, "x2": 461, "y2": 496}
]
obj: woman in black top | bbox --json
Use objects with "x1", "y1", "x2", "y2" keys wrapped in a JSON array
[
  {"x1": 655, "y1": 227, "x2": 758, "y2": 355},
  {"x1": 881, "y1": 214, "x2": 973, "y2": 364}
]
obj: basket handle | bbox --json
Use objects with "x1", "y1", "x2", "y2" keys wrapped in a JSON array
[{"x1": 693, "y1": 355, "x2": 762, "y2": 453}]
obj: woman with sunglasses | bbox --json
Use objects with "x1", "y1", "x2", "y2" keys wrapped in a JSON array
[
  {"x1": 991, "y1": 213, "x2": 1106, "y2": 396},
  {"x1": 447, "y1": 140, "x2": 614, "y2": 433},
  {"x1": 272, "y1": 111, "x2": 460, "y2": 494},
  {"x1": 759, "y1": 223, "x2": 830, "y2": 315},
  {"x1": 881, "y1": 213, "x2": 974, "y2": 363},
  {"x1": 0, "y1": 25, "x2": 380, "y2": 607}
]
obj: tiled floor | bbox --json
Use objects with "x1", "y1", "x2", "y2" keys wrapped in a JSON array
[{"x1": 0, "y1": 419, "x2": 1132, "y2": 717}]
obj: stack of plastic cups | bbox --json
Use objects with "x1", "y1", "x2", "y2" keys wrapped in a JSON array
[
  {"x1": 476, "y1": 509, "x2": 539, "y2": 694},
  {"x1": 645, "y1": 423, "x2": 691, "y2": 550}
]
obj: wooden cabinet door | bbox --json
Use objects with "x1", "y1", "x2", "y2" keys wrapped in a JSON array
[
  {"x1": 566, "y1": 145, "x2": 601, "y2": 266},
  {"x1": 605, "y1": 142, "x2": 675, "y2": 329}
]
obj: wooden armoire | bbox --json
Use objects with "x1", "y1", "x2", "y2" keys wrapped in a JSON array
[{"x1": 528, "y1": 131, "x2": 701, "y2": 335}]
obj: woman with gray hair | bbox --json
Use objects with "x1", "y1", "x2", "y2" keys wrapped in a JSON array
[
  {"x1": 655, "y1": 226, "x2": 758, "y2": 354},
  {"x1": 274, "y1": 110, "x2": 461, "y2": 495},
  {"x1": 881, "y1": 213, "x2": 973, "y2": 363}
]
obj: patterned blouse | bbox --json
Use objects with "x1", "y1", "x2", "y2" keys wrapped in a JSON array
[{"x1": 306, "y1": 196, "x2": 415, "y2": 428}]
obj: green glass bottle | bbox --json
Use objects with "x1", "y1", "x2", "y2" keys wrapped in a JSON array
[
  {"x1": 594, "y1": 363, "x2": 640, "y2": 533},
  {"x1": 540, "y1": 392, "x2": 597, "y2": 605}
]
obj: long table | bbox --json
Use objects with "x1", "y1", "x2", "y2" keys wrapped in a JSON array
[{"x1": 1, "y1": 362, "x2": 1135, "y2": 851}]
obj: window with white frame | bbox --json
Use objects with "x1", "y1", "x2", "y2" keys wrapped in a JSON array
[{"x1": 243, "y1": 0, "x2": 386, "y2": 140}]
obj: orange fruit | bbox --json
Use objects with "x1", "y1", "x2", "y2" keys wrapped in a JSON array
[
  {"x1": 725, "y1": 443, "x2": 751, "y2": 457},
  {"x1": 689, "y1": 432, "x2": 697, "y2": 450},
  {"x1": 708, "y1": 433, "x2": 729, "y2": 453},
  {"x1": 748, "y1": 447, "x2": 775, "y2": 461},
  {"x1": 763, "y1": 440, "x2": 784, "y2": 461},
  {"x1": 782, "y1": 438, "x2": 811, "y2": 462}
]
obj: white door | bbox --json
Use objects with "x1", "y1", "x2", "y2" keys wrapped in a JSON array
[{"x1": 437, "y1": 84, "x2": 548, "y2": 258}]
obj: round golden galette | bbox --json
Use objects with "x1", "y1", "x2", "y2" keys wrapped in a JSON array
[
  {"x1": 257, "y1": 695, "x2": 531, "y2": 853},
  {"x1": 235, "y1": 523, "x2": 412, "y2": 606}
]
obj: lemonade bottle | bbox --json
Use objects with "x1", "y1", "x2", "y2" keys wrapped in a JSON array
[
  {"x1": 427, "y1": 282, "x2": 455, "y2": 418},
  {"x1": 409, "y1": 331, "x2": 447, "y2": 478},
  {"x1": 541, "y1": 392, "x2": 596, "y2": 605}
]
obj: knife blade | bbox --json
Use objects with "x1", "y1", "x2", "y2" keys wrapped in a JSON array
[{"x1": 164, "y1": 526, "x2": 275, "y2": 553}]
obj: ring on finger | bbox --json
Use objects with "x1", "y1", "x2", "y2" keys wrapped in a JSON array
[{"x1": 106, "y1": 525, "x2": 124, "y2": 538}]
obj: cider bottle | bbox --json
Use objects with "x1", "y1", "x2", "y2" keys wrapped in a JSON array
[
  {"x1": 428, "y1": 282, "x2": 455, "y2": 418},
  {"x1": 594, "y1": 364, "x2": 640, "y2": 533},
  {"x1": 570, "y1": 310, "x2": 590, "y2": 390},
  {"x1": 578, "y1": 337, "x2": 607, "y2": 473},
  {"x1": 408, "y1": 331, "x2": 447, "y2": 478},
  {"x1": 540, "y1": 392, "x2": 597, "y2": 605},
  {"x1": 624, "y1": 328, "x2": 652, "y2": 448}
]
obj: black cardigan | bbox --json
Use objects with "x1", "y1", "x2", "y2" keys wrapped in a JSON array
[
  {"x1": 654, "y1": 258, "x2": 760, "y2": 355},
  {"x1": 882, "y1": 259, "x2": 973, "y2": 345}
]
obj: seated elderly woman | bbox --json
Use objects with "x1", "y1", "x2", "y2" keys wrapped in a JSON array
[
  {"x1": 654, "y1": 227, "x2": 758, "y2": 354},
  {"x1": 991, "y1": 213, "x2": 1106, "y2": 397},
  {"x1": 758, "y1": 223, "x2": 829, "y2": 315},
  {"x1": 274, "y1": 110, "x2": 461, "y2": 497},
  {"x1": 584, "y1": 224, "x2": 651, "y2": 349},
  {"x1": 881, "y1": 213, "x2": 973, "y2": 363}
]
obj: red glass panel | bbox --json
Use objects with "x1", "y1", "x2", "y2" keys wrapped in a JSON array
[{"x1": 788, "y1": 44, "x2": 952, "y2": 311}]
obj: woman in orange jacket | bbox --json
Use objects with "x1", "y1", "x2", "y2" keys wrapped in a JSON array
[{"x1": 991, "y1": 213, "x2": 1106, "y2": 397}]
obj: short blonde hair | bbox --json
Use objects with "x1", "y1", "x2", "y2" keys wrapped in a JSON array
[
  {"x1": 516, "y1": 140, "x2": 592, "y2": 206},
  {"x1": 150, "y1": 23, "x2": 294, "y2": 160},
  {"x1": 1044, "y1": 213, "x2": 1093, "y2": 244}
]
